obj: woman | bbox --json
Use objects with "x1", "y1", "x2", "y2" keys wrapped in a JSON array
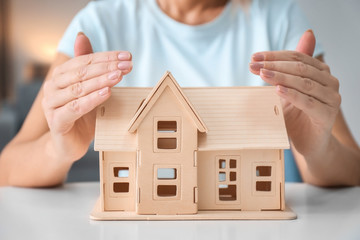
[{"x1": 0, "y1": 0, "x2": 359, "y2": 187}]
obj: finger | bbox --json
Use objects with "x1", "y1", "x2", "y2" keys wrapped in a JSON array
[
  {"x1": 249, "y1": 61, "x2": 336, "y2": 87},
  {"x1": 54, "y1": 51, "x2": 132, "y2": 75},
  {"x1": 74, "y1": 32, "x2": 93, "y2": 57},
  {"x1": 46, "y1": 70, "x2": 123, "y2": 109},
  {"x1": 251, "y1": 51, "x2": 327, "y2": 72},
  {"x1": 51, "y1": 87, "x2": 111, "y2": 132},
  {"x1": 54, "y1": 60, "x2": 132, "y2": 89},
  {"x1": 275, "y1": 85, "x2": 339, "y2": 124},
  {"x1": 260, "y1": 68, "x2": 340, "y2": 108},
  {"x1": 296, "y1": 29, "x2": 316, "y2": 57}
]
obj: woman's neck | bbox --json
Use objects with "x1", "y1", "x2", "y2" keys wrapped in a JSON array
[{"x1": 156, "y1": 0, "x2": 229, "y2": 25}]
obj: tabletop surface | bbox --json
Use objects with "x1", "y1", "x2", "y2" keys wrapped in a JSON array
[{"x1": 1, "y1": 182, "x2": 359, "y2": 240}]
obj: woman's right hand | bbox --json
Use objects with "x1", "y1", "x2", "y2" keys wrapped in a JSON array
[{"x1": 42, "y1": 33, "x2": 133, "y2": 163}]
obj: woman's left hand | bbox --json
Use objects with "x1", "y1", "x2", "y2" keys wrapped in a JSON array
[{"x1": 249, "y1": 30, "x2": 341, "y2": 159}]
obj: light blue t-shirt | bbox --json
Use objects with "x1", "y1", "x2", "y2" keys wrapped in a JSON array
[{"x1": 58, "y1": 0, "x2": 324, "y2": 182}]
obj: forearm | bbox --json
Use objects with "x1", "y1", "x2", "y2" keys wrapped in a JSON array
[
  {"x1": 294, "y1": 135, "x2": 360, "y2": 187},
  {"x1": 0, "y1": 131, "x2": 73, "y2": 187}
]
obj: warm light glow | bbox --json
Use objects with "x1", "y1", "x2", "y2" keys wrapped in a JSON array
[
  {"x1": 23, "y1": 36, "x2": 58, "y2": 64},
  {"x1": 41, "y1": 44, "x2": 57, "y2": 62}
]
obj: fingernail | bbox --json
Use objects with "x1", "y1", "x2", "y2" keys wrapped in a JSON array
[
  {"x1": 252, "y1": 53, "x2": 264, "y2": 61},
  {"x1": 277, "y1": 85, "x2": 288, "y2": 94},
  {"x1": 98, "y1": 87, "x2": 109, "y2": 96},
  {"x1": 118, "y1": 52, "x2": 131, "y2": 60},
  {"x1": 118, "y1": 61, "x2": 132, "y2": 70},
  {"x1": 249, "y1": 62, "x2": 264, "y2": 72},
  {"x1": 108, "y1": 70, "x2": 121, "y2": 80},
  {"x1": 261, "y1": 69, "x2": 275, "y2": 78}
]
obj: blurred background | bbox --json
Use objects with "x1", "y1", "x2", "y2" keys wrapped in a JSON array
[{"x1": 0, "y1": 0, "x2": 359, "y2": 182}]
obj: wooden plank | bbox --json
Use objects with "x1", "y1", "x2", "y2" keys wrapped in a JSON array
[{"x1": 90, "y1": 198, "x2": 296, "y2": 221}]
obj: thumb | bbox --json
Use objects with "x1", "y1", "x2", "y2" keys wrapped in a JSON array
[
  {"x1": 296, "y1": 29, "x2": 316, "y2": 56},
  {"x1": 74, "y1": 32, "x2": 93, "y2": 57}
]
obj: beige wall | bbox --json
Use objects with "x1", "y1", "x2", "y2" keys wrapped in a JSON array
[
  {"x1": 136, "y1": 87, "x2": 198, "y2": 214},
  {"x1": 197, "y1": 149, "x2": 283, "y2": 211},
  {"x1": 102, "y1": 151, "x2": 137, "y2": 211}
]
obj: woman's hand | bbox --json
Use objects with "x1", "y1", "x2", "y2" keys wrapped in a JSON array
[
  {"x1": 249, "y1": 30, "x2": 341, "y2": 160},
  {"x1": 42, "y1": 33, "x2": 133, "y2": 163}
]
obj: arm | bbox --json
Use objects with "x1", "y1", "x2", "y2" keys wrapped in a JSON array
[
  {"x1": 294, "y1": 99, "x2": 360, "y2": 186},
  {"x1": 0, "y1": 54, "x2": 72, "y2": 187},
  {"x1": 288, "y1": 53, "x2": 360, "y2": 186},
  {"x1": 250, "y1": 30, "x2": 360, "y2": 187},
  {"x1": 0, "y1": 34, "x2": 132, "y2": 187}
]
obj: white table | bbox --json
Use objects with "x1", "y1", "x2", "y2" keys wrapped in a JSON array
[{"x1": 1, "y1": 183, "x2": 359, "y2": 240}]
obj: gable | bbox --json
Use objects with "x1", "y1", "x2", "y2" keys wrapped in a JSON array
[
  {"x1": 127, "y1": 72, "x2": 207, "y2": 133},
  {"x1": 140, "y1": 86, "x2": 196, "y2": 124}
]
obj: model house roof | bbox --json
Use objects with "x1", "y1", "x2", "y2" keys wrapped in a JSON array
[
  {"x1": 94, "y1": 72, "x2": 290, "y2": 151},
  {"x1": 128, "y1": 72, "x2": 207, "y2": 133}
]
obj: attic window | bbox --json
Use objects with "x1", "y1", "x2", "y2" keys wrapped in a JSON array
[
  {"x1": 154, "y1": 117, "x2": 180, "y2": 152},
  {"x1": 158, "y1": 138, "x2": 177, "y2": 149},
  {"x1": 158, "y1": 121, "x2": 177, "y2": 133}
]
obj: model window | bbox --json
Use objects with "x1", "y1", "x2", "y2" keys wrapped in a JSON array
[
  {"x1": 256, "y1": 166, "x2": 271, "y2": 177},
  {"x1": 216, "y1": 157, "x2": 240, "y2": 203},
  {"x1": 157, "y1": 138, "x2": 177, "y2": 149},
  {"x1": 219, "y1": 159, "x2": 226, "y2": 168},
  {"x1": 219, "y1": 172, "x2": 226, "y2": 182},
  {"x1": 157, "y1": 185, "x2": 177, "y2": 197},
  {"x1": 219, "y1": 184, "x2": 236, "y2": 201},
  {"x1": 256, "y1": 181, "x2": 271, "y2": 191},
  {"x1": 157, "y1": 168, "x2": 177, "y2": 180},
  {"x1": 230, "y1": 171, "x2": 236, "y2": 181},
  {"x1": 255, "y1": 165, "x2": 273, "y2": 192},
  {"x1": 157, "y1": 121, "x2": 177, "y2": 132},
  {"x1": 154, "y1": 118, "x2": 180, "y2": 152},
  {"x1": 113, "y1": 182, "x2": 129, "y2": 193},
  {"x1": 154, "y1": 166, "x2": 180, "y2": 199},
  {"x1": 112, "y1": 166, "x2": 130, "y2": 194},
  {"x1": 114, "y1": 167, "x2": 129, "y2": 178}
]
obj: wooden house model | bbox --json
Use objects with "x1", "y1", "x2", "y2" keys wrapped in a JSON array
[{"x1": 90, "y1": 72, "x2": 296, "y2": 220}]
